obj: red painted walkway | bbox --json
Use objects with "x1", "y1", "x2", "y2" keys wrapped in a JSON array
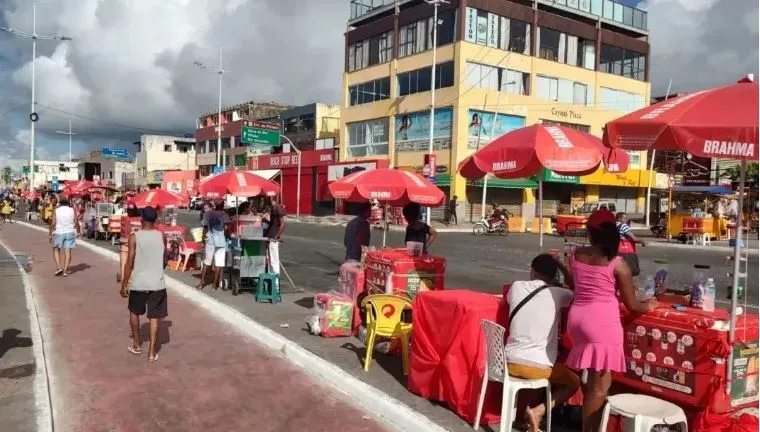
[{"x1": 0, "y1": 224, "x2": 388, "y2": 432}]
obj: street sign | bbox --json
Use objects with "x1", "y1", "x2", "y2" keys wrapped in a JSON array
[
  {"x1": 102, "y1": 148, "x2": 130, "y2": 158},
  {"x1": 241, "y1": 121, "x2": 280, "y2": 146},
  {"x1": 213, "y1": 166, "x2": 224, "y2": 175},
  {"x1": 51, "y1": 176, "x2": 58, "y2": 182}
]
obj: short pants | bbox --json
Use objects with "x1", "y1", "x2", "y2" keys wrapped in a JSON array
[
  {"x1": 53, "y1": 232, "x2": 76, "y2": 249},
  {"x1": 128, "y1": 289, "x2": 168, "y2": 319},
  {"x1": 507, "y1": 362, "x2": 579, "y2": 386},
  {"x1": 203, "y1": 242, "x2": 226, "y2": 267}
]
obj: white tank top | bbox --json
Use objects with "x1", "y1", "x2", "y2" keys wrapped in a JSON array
[{"x1": 54, "y1": 206, "x2": 76, "y2": 234}]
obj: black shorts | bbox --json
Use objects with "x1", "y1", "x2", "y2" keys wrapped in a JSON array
[{"x1": 128, "y1": 289, "x2": 168, "y2": 319}]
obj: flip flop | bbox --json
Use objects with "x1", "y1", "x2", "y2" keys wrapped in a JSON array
[
  {"x1": 148, "y1": 353, "x2": 159, "y2": 362},
  {"x1": 127, "y1": 346, "x2": 142, "y2": 355},
  {"x1": 54, "y1": 269, "x2": 63, "y2": 276}
]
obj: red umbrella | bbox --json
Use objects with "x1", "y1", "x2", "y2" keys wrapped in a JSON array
[
  {"x1": 133, "y1": 189, "x2": 183, "y2": 209},
  {"x1": 604, "y1": 78, "x2": 758, "y2": 160},
  {"x1": 66, "y1": 180, "x2": 94, "y2": 194},
  {"x1": 602, "y1": 147, "x2": 630, "y2": 173},
  {"x1": 328, "y1": 168, "x2": 445, "y2": 207},
  {"x1": 458, "y1": 124, "x2": 605, "y2": 179},
  {"x1": 198, "y1": 170, "x2": 280, "y2": 199}
]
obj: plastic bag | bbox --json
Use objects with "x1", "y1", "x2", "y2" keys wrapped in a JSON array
[{"x1": 306, "y1": 291, "x2": 353, "y2": 337}]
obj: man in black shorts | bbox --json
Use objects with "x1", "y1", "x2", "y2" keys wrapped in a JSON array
[{"x1": 120, "y1": 207, "x2": 167, "y2": 362}]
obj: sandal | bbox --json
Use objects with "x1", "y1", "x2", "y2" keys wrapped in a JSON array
[
  {"x1": 127, "y1": 345, "x2": 142, "y2": 355},
  {"x1": 148, "y1": 353, "x2": 159, "y2": 362},
  {"x1": 54, "y1": 269, "x2": 63, "y2": 276}
]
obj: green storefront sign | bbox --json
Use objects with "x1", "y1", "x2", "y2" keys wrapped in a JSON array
[{"x1": 542, "y1": 169, "x2": 579, "y2": 184}]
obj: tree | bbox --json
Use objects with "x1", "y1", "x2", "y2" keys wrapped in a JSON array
[
  {"x1": 724, "y1": 162, "x2": 759, "y2": 184},
  {"x1": 1, "y1": 167, "x2": 12, "y2": 186}
]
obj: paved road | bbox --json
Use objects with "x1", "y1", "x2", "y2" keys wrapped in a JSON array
[
  {"x1": 0, "y1": 223, "x2": 392, "y2": 432},
  {"x1": 177, "y1": 211, "x2": 759, "y2": 310}
]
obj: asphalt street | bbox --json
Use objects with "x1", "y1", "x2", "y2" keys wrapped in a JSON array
[{"x1": 176, "y1": 210, "x2": 758, "y2": 310}]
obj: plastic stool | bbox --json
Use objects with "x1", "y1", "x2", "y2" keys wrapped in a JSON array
[
  {"x1": 599, "y1": 394, "x2": 687, "y2": 432},
  {"x1": 256, "y1": 272, "x2": 281, "y2": 304}
]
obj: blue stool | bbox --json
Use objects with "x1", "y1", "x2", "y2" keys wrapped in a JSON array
[{"x1": 256, "y1": 272, "x2": 281, "y2": 304}]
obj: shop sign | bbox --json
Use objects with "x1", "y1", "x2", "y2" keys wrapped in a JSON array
[
  {"x1": 678, "y1": 155, "x2": 711, "y2": 186},
  {"x1": 327, "y1": 162, "x2": 376, "y2": 181},
  {"x1": 399, "y1": 165, "x2": 449, "y2": 175},
  {"x1": 542, "y1": 169, "x2": 579, "y2": 184},
  {"x1": 580, "y1": 168, "x2": 653, "y2": 188},
  {"x1": 467, "y1": 109, "x2": 525, "y2": 149},
  {"x1": 549, "y1": 108, "x2": 583, "y2": 121},
  {"x1": 395, "y1": 108, "x2": 453, "y2": 153},
  {"x1": 256, "y1": 148, "x2": 334, "y2": 170}
]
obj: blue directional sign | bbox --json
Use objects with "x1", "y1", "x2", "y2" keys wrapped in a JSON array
[
  {"x1": 102, "y1": 148, "x2": 130, "y2": 158},
  {"x1": 213, "y1": 166, "x2": 224, "y2": 175}
]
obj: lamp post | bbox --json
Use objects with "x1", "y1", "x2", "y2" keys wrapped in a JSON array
[
  {"x1": 55, "y1": 119, "x2": 76, "y2": 162},
  {"x1": 424, "y1": 0, "x2": 447, "y2": 225},
  {"x1": 194, "y1": 46, "x2": 225, "y2": 173},
  {"x1": 0, "y1": 0, "x2": 72, "y2": 191},
  {"x1": 279, "y1": 134, "x2": 302, "y2": 219}
]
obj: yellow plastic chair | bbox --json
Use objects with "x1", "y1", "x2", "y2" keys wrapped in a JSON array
[{"x1": 360, "y1": 294, "x2": 413, "y2": 375}]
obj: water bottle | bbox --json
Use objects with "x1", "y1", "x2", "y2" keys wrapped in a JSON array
[
  {"x1": 643, "y1": 275, "x2": 656, "y2": 300},
  {"x1": 690, "y1": 265, "x2": 710, "y2": 308},
  {"x1": 703, "y1": 278, "x2": 716, "y2": 312}
]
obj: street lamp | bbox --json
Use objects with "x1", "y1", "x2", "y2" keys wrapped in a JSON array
[
  {"x1": 194, "y1": 46, "x2": 225, "y2": 173},
  {"x1": 279, "y1": 134, "x2": 303, "y2": 219},
  {"x1": 424, "y1": 0, "x2": 448, "y2": 225},
  {"x1": 55, "y1": 119, "x2": 75, "y2": 162},
  {"x1": 0, "y1": 0, "x2": 72, "y2": 191}
]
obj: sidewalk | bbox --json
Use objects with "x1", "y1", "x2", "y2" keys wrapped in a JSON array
[
  {"x1": 0, "y1": 241, "x2": 44, "y2": 432},
  {"x1": 0, "y1": 224, "x2": 392, "y2": 432}
]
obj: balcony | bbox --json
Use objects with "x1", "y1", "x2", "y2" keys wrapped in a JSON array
[
  {"x1": 349, "y1": 0, "x2": 408, "y2": 23},
  {"x1": 539, "y1": 0, "x2": 648, "y2": 32}
]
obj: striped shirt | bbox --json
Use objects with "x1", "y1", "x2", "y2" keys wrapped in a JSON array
[{"x1": 616, "y1": 221, "x2": 631, "y2": 239}]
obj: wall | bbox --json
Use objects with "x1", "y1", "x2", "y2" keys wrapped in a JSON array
[{"x1": 30, "y1": 161, "x2": 79, "y2": 189}]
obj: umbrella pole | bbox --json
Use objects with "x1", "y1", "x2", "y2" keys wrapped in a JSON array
[
  {"x1": 726, "y1": 159, "x2": 747, "y2": 393},
  {"x1": 538, "y1": 176, "x2": 544, "y2": 251},
  {"x1": 382, "y1": 204, "x2": 388, "y2": 247}
]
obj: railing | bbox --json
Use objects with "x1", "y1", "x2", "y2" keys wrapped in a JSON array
[
  {"x1": 540, "y1": 0, "x2": 647, "y2": 31},
  {"x1": 350, "y1": 0, "x2": 399, "y2": 21}
]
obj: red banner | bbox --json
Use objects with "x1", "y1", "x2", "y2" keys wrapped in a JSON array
[{"x1": 253, "y1": 149, "x2": 335, "y2": 170}]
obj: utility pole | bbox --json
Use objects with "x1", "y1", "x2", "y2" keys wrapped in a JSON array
[
  {"x1": 55, "y1": 119, "x2": 76, "y2": 162},
  {"x1": 194, "y1": 46, "x2": 225, "y2": 173},
  {"x1": 645, "y1": 78, "x2": 672, "y2": 227},
  {"x1": 0, "y1": 0, "x2": 71, "y2": 191},
  {"x1": 424, "y1": 0, "x2": 447, "y2": 225}
]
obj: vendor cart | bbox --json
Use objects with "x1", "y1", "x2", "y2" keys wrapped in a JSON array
[{"x1": 225, "y1": 234, "x2": 268, "y2": 296}]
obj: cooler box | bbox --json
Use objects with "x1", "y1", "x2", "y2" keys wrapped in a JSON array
[
  {"x1": 338, "y1": 262, "x2": 366, "y2": 334},
  {"x1": 364, "y1": 249, "x2": 445, "y2": 300},
  {"x1": 313, "y1": 292, "x2": 354, "y2": 338},
  {"x1": 617, "y1": 304, "x2": 759, "y2": 414},
  {"x1": 120, "y1": 216, "x2": 142, "y2": 241}
]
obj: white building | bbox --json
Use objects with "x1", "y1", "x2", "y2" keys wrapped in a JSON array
[
  {"x1": 134, "y1": 135, "x2": 196, "y2": 186},
  {"x1": 75, "y1": 150, "x2": 135, "y2": 189},
  {"x1": 27, "y1": 161, "x2": 79, "y2": 189}
]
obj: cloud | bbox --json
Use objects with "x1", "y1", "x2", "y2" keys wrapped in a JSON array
[
  {"x1": 0, "y1": 0, "x2": 348, "y2": 161},
  {"x1": 640, "y1": 0, "x2": 759, "y2": 94}
]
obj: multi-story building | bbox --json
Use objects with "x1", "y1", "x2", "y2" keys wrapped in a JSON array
[
  {"x1": 133, "y1": 135, "x2": 197, "y2": 187},
  {"x1": 75, "y1": 150, "x2": 135, "y2": 188},
  {"x1": 194, "y1": 101, "x2": 291, "y2": 176},
  {"x1": 279, "y1": 103, "x2": 341, "y2": 152},
  {"x1": 341, "y1": 0, "x2": 654, "y2": 221},
  {"x1": 23, "y1": 161, "x2": 79, "y2": 189}
]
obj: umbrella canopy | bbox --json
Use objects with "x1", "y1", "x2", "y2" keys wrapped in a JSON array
[
  {"x1": 132, "y1": 189, "x2": 183, "y2": 209},
  {"x1": 328, "y1": 168, "x2": 445, "y2": 207},
  {"x1": 198, "y1": 170, "x2": 280, "y2": 199},
  {"x1": 65, "y1": 180, "x2": 95, "y2": 194},
  {"x1": 458, "y1": 124, "x2": 606, "y2": 179},
  {"x1": 602, "y1": 147, "x2": 630, "y2": 173},
  {"x1": 604, "y1": 78, "x2": 758, "y2": 160}
]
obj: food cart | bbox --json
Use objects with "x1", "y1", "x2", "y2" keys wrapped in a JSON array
[
  {"x1": 665, "y1": 185, "x2": 735, "y2": 242},
  {"x1": 224, "y1": 221, "x2": 268, "y2": 296}
]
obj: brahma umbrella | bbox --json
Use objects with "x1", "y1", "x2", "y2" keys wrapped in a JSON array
[
  {"x1": 198, "y1": 170, "x2": 280, "y2": 199},
  {"x1": 132, "y1": 189, "x2": 183, "y2": 209},
  {"x1": 458, "y1": 124, "x2": 629, "y2": 250}
]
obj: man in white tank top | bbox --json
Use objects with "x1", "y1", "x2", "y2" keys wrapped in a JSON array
[{"x1": 48, "y1": 196, "x2": 80, "y2": 276}]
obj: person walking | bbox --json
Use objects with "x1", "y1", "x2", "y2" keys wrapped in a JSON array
[
  {"x1": 48, "y1": 196, "x2": 80, "y2": 276},
  {"x1": 262, "y1": 196, "x2": 285, "y2": 275},
  {"x1": 0, "y1": 195, "x2": 14, "y2": 223},
  {"x1": 564, "y1": 210, "x2": 657, "y2": 432},
  {"x1": 445, "y1": 195, "x2": 458, "y2": 226},
  {"x1": 120, "y1": 207, "x2": 167, "y2": 362},
  {"x1": 198, "y1": 201, "x2": 230, "y2": 290}
]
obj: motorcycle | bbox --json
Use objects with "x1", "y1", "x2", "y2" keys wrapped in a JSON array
[{"x1": 473, "y1": 215, "x2": 508, "y2": 236}]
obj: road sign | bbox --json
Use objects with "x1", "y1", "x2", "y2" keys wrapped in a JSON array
[
  {"x1": 241, "y1": 121, "x2": 280, "y2": 146},
  {"x1": 102, "y1": 148, "x2": 130, "y2": 158},
  {"x1": 213, "y1": 166, "x2": 224, "y2": 175}
]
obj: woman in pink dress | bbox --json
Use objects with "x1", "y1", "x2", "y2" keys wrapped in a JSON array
[{"x1": 566, "y1": 210, "x2": 657, "y2": 432}]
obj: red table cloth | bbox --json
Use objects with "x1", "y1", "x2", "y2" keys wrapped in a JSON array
[{"x1": 408, "y1": 290, "x2": 507, "y2": 424}]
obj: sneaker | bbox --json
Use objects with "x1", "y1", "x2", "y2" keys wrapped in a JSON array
[{"x1": 54, "y1": 269, "x2": 63, "y2": 276}]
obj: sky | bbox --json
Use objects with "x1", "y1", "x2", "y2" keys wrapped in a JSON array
[{"x1": 0, "y1": 0, "x2": 757, "y2": 170}]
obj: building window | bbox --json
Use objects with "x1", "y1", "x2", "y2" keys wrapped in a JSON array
[
  {"x1": 600, "y1": 44, "x2": 646, "y2": 81},
  {"x1": 626, "y1": 151, "x2": 642, "y2": 168},
  {"x1": 599, "y1": 87, "x2": 646, "y2": 113},
  {"x1": 466, "y1": 8, "x2": 531, "y2": 55},
  {"x1": 465, "y1": 62, "x2": 529, "y2": 96},
  {"x1": 397, "y1": 61, "x2": 454, "y2": 97},
  {"x1": 537, "y1": 76, "x2": 559, "y2": 101},
  {"x1": 573, "y1": 82, "x2": 588, "y2": 105},
  {"x1": 347, "y1": 118, "x2": 389, "y2": 157},
  {"x1": 164, "y1": 144, "x2": 172, "y2": 152},
  {"x1": 347, "y1": 39, "x2": 369, "y2": 71},
  {"x1": 367, "y1": 31, "x2": 393, "y2": 65},
  {"x1": 538, "y1": 27, "x2": 562, "y2": 62},
  {"x1": 349, "y1": 77, "x2": 391, "y2": 106},
  {"x1": 537, "y1": 75, "x2": 593, "y2": 106},
  {"x1": 537, "y1": 27, "x2": 596, "y2": 70},
  {"x1": 436, "y1": 9, "x2": 456, "y2": 46},
  {"x1": 398, "y1": 11, "x2": 456, "y2": 59}
]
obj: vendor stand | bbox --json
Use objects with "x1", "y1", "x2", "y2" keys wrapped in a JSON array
[{"x1": 664, "y1": 185, "x2": 735, "y2": 242}]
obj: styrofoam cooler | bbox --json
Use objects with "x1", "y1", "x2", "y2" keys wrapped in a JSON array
[
  {"x1": 339, "y1": 262, "x2": 366, "y2": 334},
  {"x1": 364, "y1": 249, "x2": 445, "y2": 300},
  {"x1": 313, "y1": 292, "x2": 354, "y2": 337}
]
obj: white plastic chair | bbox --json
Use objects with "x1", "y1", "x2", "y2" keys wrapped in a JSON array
[
  {"x1": 599, "y1": 393, "x2": 687, "y2": 432},
  {"x1": 473, "y1": 319, "x2": 552, "y2": 432},
  {"x1": 177, "y1": 237, "x2": 200, "y2": 272}
]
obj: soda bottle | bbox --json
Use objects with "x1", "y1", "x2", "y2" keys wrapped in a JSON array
[
  {"x1": 703, "y1": 278, "x2": 716, "y2": 312},
  {"x1": 644, "y1": 275, "x2": 656, "y2": 300}
]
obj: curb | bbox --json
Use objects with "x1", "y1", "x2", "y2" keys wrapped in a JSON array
[
  {"x1": 16, "y1": 222, "x2": 449, "y2": 432},
  {"x1": 0, "y1": 239, "x2": 54, "y2": 432}
]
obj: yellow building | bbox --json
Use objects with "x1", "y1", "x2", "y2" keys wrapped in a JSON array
[{"x1": 341, "y1": 0, "x2": 659, "y2": 222}]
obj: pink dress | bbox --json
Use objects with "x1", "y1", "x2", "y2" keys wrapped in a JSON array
[{"x1": 566, "y1": 255, "x2": 627, "y2": 372}]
